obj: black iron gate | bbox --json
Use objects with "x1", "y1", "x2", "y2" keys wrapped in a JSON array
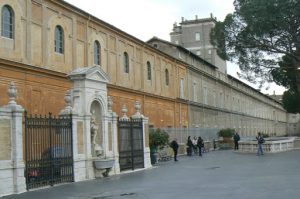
[
  {"x1": 118, "y1": 118, "x2": 144, "y2": 171},
  {"x1": 24, "y1": 112, "x2": 74, "y2": 190}
]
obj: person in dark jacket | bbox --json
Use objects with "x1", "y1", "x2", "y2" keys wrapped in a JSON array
[
  {"x1": 233, "y1": 132, "x2": 240, "y2": 150},
  {"x1": 187, "y1": 136, "x2": 193, "y2": 156},
  {"x1": 170, "y1": 138, "x2": 179, "y2": 161},
  {"x1": 197, "y1": 136, "x2": 204, "y2": 156}
]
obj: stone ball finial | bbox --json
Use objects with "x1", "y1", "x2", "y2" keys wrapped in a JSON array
[
  {"x1": 7, "y1": 81, "x2": 17, "y2": 105},
  {"x1": 132, "y1": 100, "x2": 144, "y2": 119},
  {"x1": 64, "y1": 90, "x2": 72, "y2": 107},
  {"x1": 120, "y1": 104, "x2": 129, "y2": 120},
  {"x1": 59, "y1": 90, "x2": 73, "y2": 115},
  {"x1": 134, "y1": 101, "x2": 141, "y2": 113}
]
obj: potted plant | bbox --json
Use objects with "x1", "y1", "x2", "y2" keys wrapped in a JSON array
[
  {"x1": 149, "y1": 128, "x2": 169, "y2": 164},
  {"x1": 218, "y1": 128, "x2": 234, "y2": 142},
  {"x1": 260, "y1": 132, "x2": 269, "y2": 138}
]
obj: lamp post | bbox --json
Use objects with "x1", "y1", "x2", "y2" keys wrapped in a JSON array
[{"x1": 297, "y1": 67, "x2": 300, "y2": 93}]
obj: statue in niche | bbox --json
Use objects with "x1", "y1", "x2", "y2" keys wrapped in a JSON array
[
  {"x1": 90, "y1": 115, "x2": 98, "y2": 145},
  {"x1": 90, "y1": 113, "x2": 103, "y2": 157}
]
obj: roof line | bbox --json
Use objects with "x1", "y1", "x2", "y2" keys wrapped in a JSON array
[{"x1": 147, "y1": 37, "x2": 217, "y2": 69}]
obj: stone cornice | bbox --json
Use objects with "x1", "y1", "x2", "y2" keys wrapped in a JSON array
[
  {"x1": 0, "y1": 58, "x2": 68, "y2": 79},
  {"x1": 189, "y1": 100, "x2": 287, "y2": 123},
  {"x1": 107, "y1": 84, "x2": 188, "y2": 105}
]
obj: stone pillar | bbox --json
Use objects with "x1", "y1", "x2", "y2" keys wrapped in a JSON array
[
  {"x1": 103, "y1": 96, "x2": 120, "y2": 175},
  {"x1": 0, "y1": 82, "x2": 25, "y2": 197},
  {"x1": 131, "y1": 101, "x2": 151, "y2": 169},
  {"x1": 59, "y1": 90, "x2": 93, "y2": 182}
]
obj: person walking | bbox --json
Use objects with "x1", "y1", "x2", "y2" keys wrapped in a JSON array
[
  {"x1": 187, "y1": 136, "x2": 193, "y2": 156},
  {"x1": 256, "y1": 132, "x2": 265, "y2": 156},
  {"x1": 233, "y1": 132, "x2": 240, "y2": 150},
  {"x1": 197, "y1": 136, "x2": 204, "y2": 156},
  {"x1": 170, "y1": 138, "x2": 179, "y2": 161}
]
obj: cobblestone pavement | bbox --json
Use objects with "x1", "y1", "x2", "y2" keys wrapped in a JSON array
[{"x1": 3, "y1": 150, "x2": 300, "y2": 199}]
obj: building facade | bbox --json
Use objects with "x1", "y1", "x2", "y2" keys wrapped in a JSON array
[
  {"x1": 0, "y1": 0, "x2": 297, "y2": 135},
  {"x1": 148, "y1": 37, "x2": 295, "y2": 136},
  {"x1": 170, "y1": 15, "x2": 227, "y2": 74},
  {"x1": 0, "y1": 1, "x2": 299, "y2": 196},
  {"x1": 0, "y1": 0, "x2": 188, "y2": 129}
]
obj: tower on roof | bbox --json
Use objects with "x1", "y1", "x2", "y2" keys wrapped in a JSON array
[{"x1": 170, "y1": 14, "x2": 227, "y2": 74}]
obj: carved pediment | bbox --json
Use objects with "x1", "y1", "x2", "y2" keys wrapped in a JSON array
[{"x1": 68, "y1": 66, "x2": 110, "y2": 83}]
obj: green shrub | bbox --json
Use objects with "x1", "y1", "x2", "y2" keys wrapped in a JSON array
[
  {"x1": 218, "y1": 128, "x2": 235, "y2": 138},
  {"x1": 149, "y1": 128, "x2": 169, "y2": 150},
  {"x1": 260, "y1": 132, "x2": 269, "y2": 138}
]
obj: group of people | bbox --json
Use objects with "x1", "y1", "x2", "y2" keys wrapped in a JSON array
[
  {"x1": 170, "y1": 136, "x2": 205, "y2": 162},
  {"x1": 169, "y1": 132, "x2": 266, "y2": 162},
  {"x1": 186, "y1": 136, "x2": 205, "y2": 157}
]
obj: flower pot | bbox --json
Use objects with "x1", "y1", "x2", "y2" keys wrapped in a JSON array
[{"x1": 222, "y1": 137, "x2": 232, "y2": 143}]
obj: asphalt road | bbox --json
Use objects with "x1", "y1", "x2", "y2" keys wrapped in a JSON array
[{"x1": 3, "y1": 150, "x2": 300, "y2": 199}]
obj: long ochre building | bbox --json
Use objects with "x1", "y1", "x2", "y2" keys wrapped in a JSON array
[{"x1": 0, "y1": 0, "x2": 298, "y2": 135}]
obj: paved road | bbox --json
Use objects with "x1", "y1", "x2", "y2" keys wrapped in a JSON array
[{"x1": 3, "y1": 150, "x2": 300, "y2": 199}]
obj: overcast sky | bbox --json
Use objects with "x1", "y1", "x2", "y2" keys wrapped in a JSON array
[{"x1": 64, "y1": 0, "x2": 285, "y2": 95}]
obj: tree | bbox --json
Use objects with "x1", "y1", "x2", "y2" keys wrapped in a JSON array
[
  {"x1": 211, "y1": 0, "x2": 300, "y2": 112},
  {"x1": 218, "y1": 128, "x2": 235, "y2": 138},
  {"x1": 282, "y1": 89, "x2": 300, "y2": 113}
]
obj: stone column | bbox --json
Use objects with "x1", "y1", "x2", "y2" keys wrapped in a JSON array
[
  {"x1": 0, "y1": 82, "x2": 25, "y2": 197},
  {"x1": 103, "y1": 96, "x2": 120, "y2": 175},
  {"x1": 131, "y1": 101, "x2": 151, "y2": 169},
  {"x1": 59, "y1": 90, "x2": 92, "y2": 182}
]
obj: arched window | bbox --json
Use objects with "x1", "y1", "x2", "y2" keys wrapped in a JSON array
[
  {"x1": 165, "y1": 69, "x2": 169, "y2": 86},
  {"x1": 94, "y1": 40, "x2": 101, "y2": 65},
  {"x1": 147, "y1": 61, "x2": 151, "y2": 80},
  {"x1": 1, "y1": 5, "x2": 14, "y2": 38},
  {"x1": 123, "y1": 52, "x2": 129, "y2": 73},
  {"x1": 55, "y1": 25, "x2": 64, "y2": 53}
]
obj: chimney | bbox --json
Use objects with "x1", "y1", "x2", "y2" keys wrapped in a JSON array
[
  {"x1": 181, "y1": 17, "x2": 184, "y2": 22},
  {"x1": 210, "y1": 13, "x2": 213, "y2": 18},
  {"x1": 195, "y1": 15, "x2": 198, "y2": 20},
  {"x1": 273, "y1": 90, "x2": 275, "y2": 95}
]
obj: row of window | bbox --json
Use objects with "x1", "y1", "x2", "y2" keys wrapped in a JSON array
[
  {"x1": 174, "y1": 32, "x2": 202, "y2": 43},
  {"x1": 195, "y1": 49, "x2": 212, "y2": 56},
  {"x1": 123, "y1": 52, "x2": 170, "y2": 85},
  {"x1": 1, "y1": 5, "x2": 171, "y2": 86}
]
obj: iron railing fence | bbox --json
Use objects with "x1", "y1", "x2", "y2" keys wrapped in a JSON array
[
  {"x1": 118, "y1": 118, "x2": 144, "y2": 171},
  {"x1": 24, "y1": 112, "x2": 74, "y2": 190}
]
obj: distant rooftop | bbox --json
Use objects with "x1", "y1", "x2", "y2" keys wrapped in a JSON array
[
  {"x1": 268, "y1": 92, "x2": 283, "y2": 102},
  {"x1": 176, "y1": 13, "x2": 216, "y2": 26}
]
